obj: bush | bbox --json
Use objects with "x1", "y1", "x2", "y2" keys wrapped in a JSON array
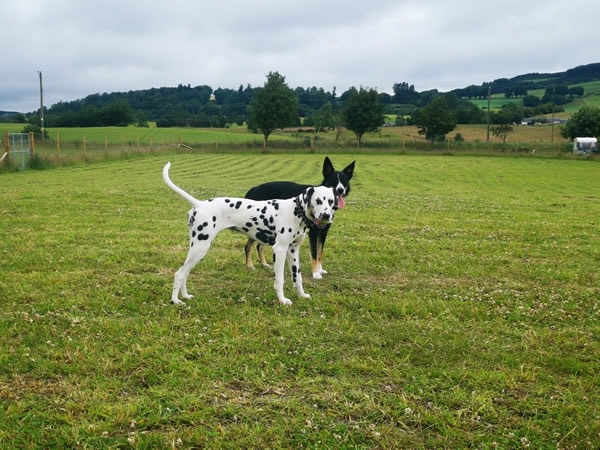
[{"x1": 21, "y1": 124, "x2": 49, "y2": 140}]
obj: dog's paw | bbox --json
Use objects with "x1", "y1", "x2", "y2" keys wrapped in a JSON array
[
  {"x1": 278, "y1": 297, "x2": 293, "y2": 306},
  {"x1": 182, "y1": 294, "x2": 194, "y2": 300},
  {"x1": 320, "y1": 268, "x2": 328, "y2": 275},
  {"x1": 312, "y1": 272, "x2": 323, "y2": 280},
  {"x1": 171, "y1": 299, "x2": 186, "y2": 306},
  {"x1": 300, "y1": 293, "x2": 311, "y2": 299}
]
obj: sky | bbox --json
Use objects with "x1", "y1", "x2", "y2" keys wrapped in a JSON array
[{"x1": 2, "y1": 0, "x2": 598, "y2": 113}]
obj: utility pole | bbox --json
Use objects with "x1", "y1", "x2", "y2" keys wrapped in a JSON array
[
  {"x1": 551, "y1": 103, "x2": 555, "y2": 143},
  {"x1": 486, "y1": 84, "x2": 491, "y2": 144},
  {"x1": 38, "y1": 71, "x2": 44, "y2": 141}
]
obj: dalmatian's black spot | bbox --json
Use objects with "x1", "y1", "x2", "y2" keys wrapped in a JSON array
[
  {"x1": 255, "y1": 228, "x2": 276, "y2": 245},
  {"x1": 316, "y1": 198, "x2": 323, "y2": 205},
  {"x1": 280, "y1": 227, "x2": 285, "y2": 234},
  {"x1": 197, "y1": 233, "x2": 209, "y2": 241},
  {"x1": 272, "y1": 201, "x2": 279, "y2": 210},
  {"x1": 235, "y1": 201, "x2": 243, "y2": 209},
  {"x1": 224, "y1": 199, "x2": 230, "y2": 203},
  {"x1": 188, "y1": 211, "x2": 197, "y2": 226},
  {"x1": 246, "y1": 222, "x2": 253, "y2": 228},
  {"x1": 212, "y1": 216, "x2": 217, "y2": 222}
]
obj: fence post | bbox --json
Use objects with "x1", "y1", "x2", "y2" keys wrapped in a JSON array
[
  {"x1": 56, "y1": 131, "x2": 60, "y2": 156},
  {"x1": 29, "y1": 132, "x2": 35, "y2": 158},
  {"x1": 2, "y1": 132, "x2": 9, "y2": 162}
]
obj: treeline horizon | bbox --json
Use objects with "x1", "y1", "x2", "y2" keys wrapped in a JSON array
[{"x1": 4, "y1": 62, "x2": 600, "y2": 129}]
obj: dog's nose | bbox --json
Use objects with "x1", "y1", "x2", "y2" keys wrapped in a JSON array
[
  {"x1": 321, "y1": 213, "x2": 331, "y2": 221},
  {"x1": 336, "y1": 187, "x2": 345, "y2": 195}
]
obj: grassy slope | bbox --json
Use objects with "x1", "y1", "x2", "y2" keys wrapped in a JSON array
[
  {"x1": 471, "y1": 79, "x2": 600, "y2": 114},
  {"x1": 1, "y1": 153, "x2": 599, "y2": 448}
]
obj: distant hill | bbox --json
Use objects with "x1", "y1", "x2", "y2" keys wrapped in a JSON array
[{"x1": 450, "y1": 62, "x2": 600, "y2": 99}]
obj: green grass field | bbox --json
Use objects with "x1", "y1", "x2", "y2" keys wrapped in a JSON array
[
  {"x1": 0, "y1": 121, "x2": 574, "y2": 163},
  {"x1": 1, "y1": 153, "x2": 599, "y2": 448},
  {"x1": 0, "y1": 123, "x2": 292, "y2": 147}
]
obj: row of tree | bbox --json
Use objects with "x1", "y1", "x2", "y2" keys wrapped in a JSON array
[
  {"x1": 7, "y1": 63, "x2": 600, "y2": 146},
  {"x1": 212, "y1": 71, "x2": 600, "y2": 147},
  {"x1": 11, "y1": 63, "x2": 597, "y2": 130},
  {"x1": 247, "y1": 72, "x2": 385, "y2": 147}
]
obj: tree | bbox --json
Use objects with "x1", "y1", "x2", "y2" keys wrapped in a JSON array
[
  {"x1": 560, "y1": 106, "x2": 600, "y2": 140},
  {"x1": 491, "y1": 124, "x2": 514, "y2": 144},
  {"x1": 392, "y1": 82, "x2": 418, "y2": 104},
  {"x1": 413, "y1": 96, "x2": 457, "y2": 144},
  {"x1": 14, "y1": 113, "x2": 27, "y2": 124},
  {"x1": 523, "y1": 95, "x2": 541, "y2": 108},
  {"x1": 341, "y1": 87, "x2": 385, "y2": 147},
  {"x1": 247, "y1": 72, "x2": 298, "y2": 147},
  {"x1": 494, "y1": 103, "x2": 525, "y2": 125},
  {"x1": 99, "y1": 101, "x2": 134, "y2": 126},
  {"x1": 312, "y1": 102, "x2": 334, "y2": 132}
]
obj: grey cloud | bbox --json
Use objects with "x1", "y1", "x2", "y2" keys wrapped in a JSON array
[{"x1": 1, "y1": 0, "x2": 598, "y2": 112}]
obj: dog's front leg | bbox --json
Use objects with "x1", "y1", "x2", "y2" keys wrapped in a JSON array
[
  {"x1": 172, "y1": 267, "x2": 192, "y2": 305},
  {"x1": 288, "y1": 243, "x2": 310, "y2": 299},
  {"x1": 272, "y1": 244, "x2": 292, "y2": 306}
]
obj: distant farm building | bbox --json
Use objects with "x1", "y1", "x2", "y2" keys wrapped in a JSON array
[{"x1": 521, "y1": 117, "x2": 567, "y2": 126}]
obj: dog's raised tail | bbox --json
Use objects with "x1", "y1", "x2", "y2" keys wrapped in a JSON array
[{"x1": 163, "y1": 162, "x2": 200, "y2": 207}]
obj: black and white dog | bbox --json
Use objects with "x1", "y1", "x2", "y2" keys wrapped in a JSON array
[
  {"x1": 244, "y1": 156, "x2": 355, "y2": 279},
  {"x1": 163, "y1": 162, "x2": 338, "y2": 306}
]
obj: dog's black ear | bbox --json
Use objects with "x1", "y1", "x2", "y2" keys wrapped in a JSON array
[
  {"x1": 305, "y1": 186, "x2": 315, "y2": 202},
  {"x1": 343, "y1": 161, "x2": 356, "y2": 180},
  {"x1": 322, "y1": 156, "x2": 335, "y2": 177}
]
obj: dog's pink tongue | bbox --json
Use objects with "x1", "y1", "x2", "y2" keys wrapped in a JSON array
[{"x1": 338, "y1": 196, "x2": 345, "y2": 209}]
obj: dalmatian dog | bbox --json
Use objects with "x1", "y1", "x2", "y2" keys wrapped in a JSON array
[{"x1": 163, "y1": 162, "x2": 338, "y2": 306}]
